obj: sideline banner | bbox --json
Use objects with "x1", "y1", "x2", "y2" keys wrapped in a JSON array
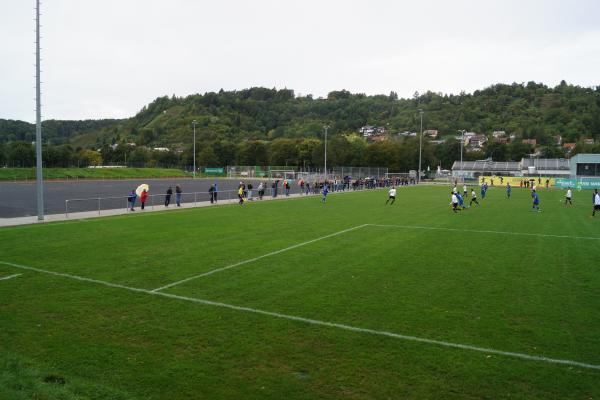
[{"x1": 555, "y1": 178, "x2": 600, "y2": 189}]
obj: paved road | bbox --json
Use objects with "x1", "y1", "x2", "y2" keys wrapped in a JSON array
[{"x1": 1, "y1": 178, "x2": 298, "y2": 218}]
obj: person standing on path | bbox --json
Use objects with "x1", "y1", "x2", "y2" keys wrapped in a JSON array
[
  {"x1": 208, "y1": 184, "x2": 215, "y2": 204},
  {"x1": 165, "y1": 186, "x2": 173, "y2": 207},
  {"x1": 175, "y1": 185, "x2": 182, "y2": 207},
  {"x1": 128, "y1": 189, "x2": 137, "y2": 211},
  {"x1": 140, "y1": 189, "x2": 148, "y2": 210},
  {"x1": 213, "y1": 183, "x2": 218, "y2": 203},
  {"x1": 247, "y1": 183, "x2": 253, "y2": 200},
  {"x1": 258, "y1": 182, "x2": 264, "y2": 200}
]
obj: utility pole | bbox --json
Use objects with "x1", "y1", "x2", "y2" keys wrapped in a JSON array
[
  {"x1": 418, "y1": 109, "x2": 423, "y2": 184},
  {"x1": 458, "y1": 130, "x2": 466, "y2": 168},
  {"x1": 35, "y1": 0, "x2": 44, "y2": 221},
  {"x1": 192, "y1": 120, "x2": 197, "y2": 178},
  {"x1": 324, "y1": 125, "x2": 329, "y2": 181}
]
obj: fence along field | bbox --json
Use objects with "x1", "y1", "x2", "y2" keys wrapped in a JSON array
[{"x1": 1, "y1": 186, "x2": 599, "y2": 399}]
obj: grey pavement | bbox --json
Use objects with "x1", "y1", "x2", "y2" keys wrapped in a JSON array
[
  {"x1": 0, "y1": 189, "x2": 311, "y2": 228},
  {"x1": 0, "y1": 178, "x2": 294, "y2": 218}
]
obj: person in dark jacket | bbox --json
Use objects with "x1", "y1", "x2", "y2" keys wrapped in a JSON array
[
  {"x1": 208, "y1": 184, "x2": 215, "y2": 204},
  {"x1": 165, "y1": 186, "x2": 173, "y2": 207},
  {"x1": 175, "y1": 185, "x2": 182, "y2": 207}
]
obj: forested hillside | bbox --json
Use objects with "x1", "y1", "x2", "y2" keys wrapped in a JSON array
[{"x1": 1, "y1": 81, "x2": 599, "y2": 170}]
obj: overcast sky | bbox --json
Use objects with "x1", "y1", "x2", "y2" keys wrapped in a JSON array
[{"x1": 1, "y1": 0, "x2": 599, "y2": 122}]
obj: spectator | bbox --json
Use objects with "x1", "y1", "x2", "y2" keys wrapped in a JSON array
[
  {"x1": 208, "y1": 184, "x2": 215, "y2": 204},
  {"x1": 247, "y1": 183, "x2": 253, "y2": 200},
  {"x1": 213, "y1": 183, "x2": 218, "y2": 202},
  {"x1": 258, "y1": 182, "x2": 264, "y2": 200},
  {"x1": 165, "y1": 186, "x2": 173, "y2": 207},
  {"x1": 175, "y1": 185, "x2": 182, "y2": 207},
  {"x1": 128, "y1": 189, "x2": 137, "y2": 211},
  {"x1": 140, "y1": 189, "x2": 148, "y2": 210}
]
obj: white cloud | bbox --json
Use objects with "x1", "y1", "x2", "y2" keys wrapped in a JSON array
[{"x1": 1, "y1": 0, "x2": 599, "y2": 122}]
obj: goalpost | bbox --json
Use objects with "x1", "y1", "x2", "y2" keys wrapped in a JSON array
[{"x1": 269, "y1": 170, "x2": 296, "y2": 181}]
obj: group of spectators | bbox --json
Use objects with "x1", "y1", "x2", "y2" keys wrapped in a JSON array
[
  {"x1": 127, "y1": 185, "x2": 183, "y2": 211},
  {"x1": 126, "y1": 175, "x2": 401, "y2": 210}
]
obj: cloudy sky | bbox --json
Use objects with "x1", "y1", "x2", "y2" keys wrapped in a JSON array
[{"x1": 1, "y1": 0, "x2": 599, "y2": 122}]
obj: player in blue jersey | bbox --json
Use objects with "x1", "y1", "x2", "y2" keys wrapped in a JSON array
[
  {"x1": 506, "y1": 183, "x2": 511, "y2": 199},
  {"x1": 321, "y1": 184, "x2": 329, "y2": 203},
  {"x1": 531, "y1": 189, "x2": 540, "y2": 212},
  {"x1": 456, "y1": 192, "x2": 466, "y2": 209}
]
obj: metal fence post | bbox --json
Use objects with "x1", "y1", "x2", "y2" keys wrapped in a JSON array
[
  {"x1": 151, "y1": 194, "x2": 154, "y2": 210},
  {"x1": 65, "y1": 200, "x2": 69, "y2": 218},
  {"x1": 194, "y1": 192, "x2": 197, "y2": 206},
  {"x1": 98, "y1": 198, "x2": 101, "y2": 215}
]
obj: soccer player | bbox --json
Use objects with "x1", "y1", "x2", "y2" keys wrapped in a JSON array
[
  {"x1": 386, "y1": 187, "x2": 397, "y2": 205},
  {"x1": 321, "y1": 184, "x2": 329, "y2": 203},
  {"x1": 456, "y1": 192, "x2": 466, "y2": 209},
  {"x1": 506, "y1": 183, "x2": 511, "y2": 199},
  {"x1": 470, "y1": 189, "x2": 480, "y2": 206},
  {"x1": 481, "y1": 183, "x2": 487, "y2": 199},
  {"x1": 565, "y1": 187, "x2": 573, "y2": 205},
  {"x1": 593, "y1": 189, "x2": 600, "y2": 217},
  {"x1": 531, "y1": 189, "x2": 540, "y2": 212},
  {"x1": 451, "y1": 192, "x2": 460, "y2": 213},
  {"x1": 463, "y1": 184, "x2": 468, "y2": 197}
]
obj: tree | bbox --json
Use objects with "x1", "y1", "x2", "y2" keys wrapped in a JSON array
[
  {"x1": 236, "y1": 141, "x2": 268, "y2": 165},
  {"x1": 197, "y1": 146, "x2": 219, "y2": 166},
  {"x1": 80, "y1": 149, "x2": 102, "y2": 166},
  {"x1": 7, "y1": 141, "x2": 35, "y2": 167},
  {"x1": 269, "y1": 138, "x2": 298, "y2": 166}
]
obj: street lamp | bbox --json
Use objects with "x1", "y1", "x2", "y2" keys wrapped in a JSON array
[
  {"x1": 418, "y1": 109, "x2": 424, "y2": 184},
  {"x1": 324, "y1": 124, "x2": 330, "y2": 181},
  {"x1": 458, "y1": 129, "x2": 466, "y2": 169},
  {"x1": 192, "y1": 120, "x2": 197, "y2": 179}
]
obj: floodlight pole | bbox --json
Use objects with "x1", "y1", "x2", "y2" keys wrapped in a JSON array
[
  {"x1": 35, "y1": 0, "x2": 44, "y2": 221},
  {"x1": 418, "y1": 109, "x2": 423, "y2": 184},
  {"x1": 324, "y1": 125, "x2": 329, "y2": 181},
  {"x1": 192, "y1": 120, "x2": 196, "y2": 178},
  {"x1": 459, "y1": 130, "x2": 466, "y2": 168}
]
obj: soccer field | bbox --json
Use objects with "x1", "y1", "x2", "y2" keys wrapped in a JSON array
[{"x1": 1, "y1": 185, "x2": 599, "y2": 399}]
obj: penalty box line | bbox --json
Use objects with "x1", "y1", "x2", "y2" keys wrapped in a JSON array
[
  {"x1": 1, "y1": 260, "x2": 599, "y2": 371},
  {"x1": 150, "y1": 224, "x2": 370, "y2": 293},
  {"x1": 368, "y1": 224, "x2": 600, "y2": 240}
]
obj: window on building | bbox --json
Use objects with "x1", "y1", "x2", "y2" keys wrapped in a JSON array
[{"x1": 576, "y1": 163, "x2": 600, "y2": 176}]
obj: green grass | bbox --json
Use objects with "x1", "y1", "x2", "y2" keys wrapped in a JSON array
[
  {"x1": 1, "y1": 186, "x2": 599, "y2": 399},
  {"x1": 0, "y1": 167, "x2": 191, "y2": 181}
]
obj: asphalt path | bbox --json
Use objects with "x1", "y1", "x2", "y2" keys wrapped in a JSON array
[{"x1": 0, "y1": 178, "x2": 299, "y2": 218}]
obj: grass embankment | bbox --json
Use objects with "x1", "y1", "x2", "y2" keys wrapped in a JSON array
[{"x1": 0, "y1": 167, "x2": 191, "y2": 181}]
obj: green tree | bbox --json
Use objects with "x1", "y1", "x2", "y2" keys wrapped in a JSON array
[{"x1": 197, "y1": 146, "x2": 219, "y2": 166}]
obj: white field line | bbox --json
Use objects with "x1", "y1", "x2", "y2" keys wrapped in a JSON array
[
  {"x1": 368, "y1": 224, "x2": 600, "y2": 240},
  {"x1": 0, "y1": 273, "x2": 22, "y2": 281},
  {"x1": 150, "y1": 224, "x2": 369, "y2": 292},
  {"x1": 1, "y1": 260, "x2": 599, "y2": 371}
]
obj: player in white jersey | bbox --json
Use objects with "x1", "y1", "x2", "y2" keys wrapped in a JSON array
[
  {"x1": 386, "y1": 187, "x2": 397, "y2": 205},
  {"x1": 565, "y1": 188, "x2": 573, "y2": 205},
  {"x1": 451, "y1": 192, "x2": 460, "y2": 213},
  {"x1": 593, "y1": 189, "x2": 600, "y2": 217}
]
